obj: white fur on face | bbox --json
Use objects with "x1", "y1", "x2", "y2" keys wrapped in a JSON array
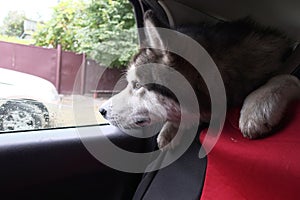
[{"x1": 101, "y1": 64, "x2": 171, "y2": 129}]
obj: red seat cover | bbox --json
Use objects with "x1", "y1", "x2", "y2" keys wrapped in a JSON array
[{"x1": 200, "y1": 102, "x2": 300, "y2": 200}]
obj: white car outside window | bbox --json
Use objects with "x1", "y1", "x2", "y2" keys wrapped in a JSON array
[{"x1": 0, "y1": 68, "x2": 61, "y2": 132}]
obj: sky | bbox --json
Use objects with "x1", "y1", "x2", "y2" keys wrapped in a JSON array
[{"x1": 0, "y1": 0, "x2": 59, "y2": 25}]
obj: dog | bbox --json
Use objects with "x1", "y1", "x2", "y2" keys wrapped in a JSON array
[{"x1": 100, "y1": 10, "x2": 300, "y2": 149}]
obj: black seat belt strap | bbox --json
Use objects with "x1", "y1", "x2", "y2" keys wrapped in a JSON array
[
  {"x1": 132, "y1": 140, "x2": 207, "y2": 200},
  {"x1": 291, "y1": 64, "x2": 300, "y2": 79}
]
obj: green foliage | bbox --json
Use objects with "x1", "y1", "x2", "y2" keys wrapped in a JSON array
[
  {"x1": 33, "y1": 0, "x2": 85, "y2": 52},
  {"x1": 76, "y1": 0, "x2": 138, "y2": 68},
  {"x1": 33, "y1": 0, "x2": 138, "y2": 68},
  {"x1": 2, "y1": 11, "x2": 25, "y2": 37}
]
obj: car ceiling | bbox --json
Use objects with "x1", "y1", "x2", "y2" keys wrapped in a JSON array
[{"x1": 156, "y1": 0, "x2": 300, "y2": 40}]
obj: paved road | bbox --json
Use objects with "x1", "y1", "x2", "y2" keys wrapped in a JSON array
[{"x1": 54, "y1": 95, "x2": 109, "y2": 128}]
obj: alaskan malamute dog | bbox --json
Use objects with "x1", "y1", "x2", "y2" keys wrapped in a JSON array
[{"x1": 100, "y1": 10, "x2": 300, "y2": 149}]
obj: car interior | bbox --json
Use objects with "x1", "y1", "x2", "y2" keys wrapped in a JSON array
[{"x1": 0, "y1": 0, "x2": 300, "y2": 199}]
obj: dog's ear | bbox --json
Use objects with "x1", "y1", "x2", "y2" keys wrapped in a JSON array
[{"x1": 143, "y1": 10, "x2": 168, "y2": 50}]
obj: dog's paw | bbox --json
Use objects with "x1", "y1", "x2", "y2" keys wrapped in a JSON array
[
  {"x1": 157, "y1": 122, "x2": 179, "y2": 150},
  {"x1": 239, "y1": 90, "x2": 284, "y2": 139},
  {"x1": 239, "y1": 105, "x2": 274, "y2": 139},
  {"x1": 157, "y1": 133, "x2": 174, "y2": 149},
  {"x1": 239, "y1": 75, "x2": 300, "y2": 139}
]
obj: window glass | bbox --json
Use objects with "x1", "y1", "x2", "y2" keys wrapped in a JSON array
[{"x1": 0, "y1": 0, "x2": 137, "y2": 132}]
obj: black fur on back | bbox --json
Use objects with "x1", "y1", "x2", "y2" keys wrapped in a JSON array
[
  {"x1": 174, "y1": 18, "x2": 295, "y2": 106},
  {"x1": 133, "y1": 13, "x2": 296, "y2": 114}
]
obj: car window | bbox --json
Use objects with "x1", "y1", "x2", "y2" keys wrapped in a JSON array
[{"x1": 0, "y1": 0, "x2": 138, "y2": 132}]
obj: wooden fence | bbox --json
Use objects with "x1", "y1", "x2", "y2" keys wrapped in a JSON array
[{"x1": 0, "y1": 41, "x2": 125, "y2": 95}]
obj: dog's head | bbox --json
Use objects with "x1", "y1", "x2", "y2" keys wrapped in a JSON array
[{"x1": 99, "y1": 11, "x2": 210, "y2": 130}]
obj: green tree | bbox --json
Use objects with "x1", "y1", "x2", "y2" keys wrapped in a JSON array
[
  {"x1": 2, "y1": 11, "x2": 25, "y2": 37},
  {"x1": 33, "y1": 0, "x2": 85, "y2": 52},
  {"x1": 33, "y1": 0, "x2": 138, "y2": 68},
  {"x1": 76, "y1": 0, "x2": 138, "y2": 67}
]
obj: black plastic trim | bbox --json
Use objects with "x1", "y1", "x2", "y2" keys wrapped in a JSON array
[{"x1": 0, "y1": 125, "x2": 152, "y2": 198}]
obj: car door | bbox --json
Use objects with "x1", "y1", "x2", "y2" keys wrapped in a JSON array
[{"x1": 0, "y1": 0, "x2": 153, "y2": 199}]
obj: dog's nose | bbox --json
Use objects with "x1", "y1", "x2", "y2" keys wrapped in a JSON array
[{"x1": 99, "y1": 108, "x2": 107, "y2": 117}]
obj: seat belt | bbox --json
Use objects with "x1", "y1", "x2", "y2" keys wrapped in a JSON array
[
  {"x1": 282, "y1": 43, "x2": 300, "y2": 79},
  {"x1": 291, "y1": 64, "x2": 300, "y2": 79},
  {"x1": 132, "y1": 138, "x2": 207, "y2": 200}
]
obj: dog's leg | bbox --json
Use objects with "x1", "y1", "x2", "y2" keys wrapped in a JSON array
[
  {"x1": 157, "y1": 121, "x2": 180, "y2": 149},
  {"x1": 239, "y1": 74, "x2": 300, "y2": 139}
]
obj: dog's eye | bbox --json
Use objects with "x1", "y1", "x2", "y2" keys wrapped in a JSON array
[{"x1": 132, "y1": 81, "x2": 142, "y2": 89}]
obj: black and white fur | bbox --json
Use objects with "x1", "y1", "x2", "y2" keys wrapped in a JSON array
[{"x1": 100, "y1": 10, "x2": 300, "y2": 149}]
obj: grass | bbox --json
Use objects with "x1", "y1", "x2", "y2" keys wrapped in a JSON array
[{"x1": 0, "y1": 35, "x2": 34, "y2": 45}]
